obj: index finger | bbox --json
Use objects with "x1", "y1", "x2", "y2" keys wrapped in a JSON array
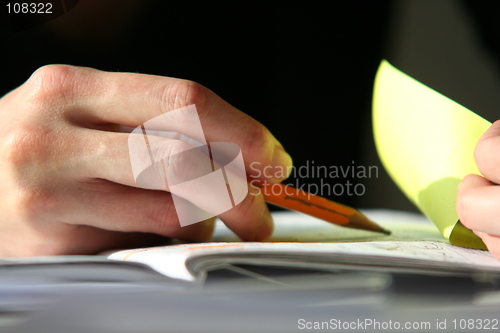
[{"x1": 28, "y1": 65, "x2": 293, "y2": 183}]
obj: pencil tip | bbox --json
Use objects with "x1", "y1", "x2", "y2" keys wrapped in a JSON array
[
  {"x1": 380, "y1": 228, "x2": 392, "y2": 235},
  {"x1": 343, "y1": 213, "x2": 392, "y2": 235}
]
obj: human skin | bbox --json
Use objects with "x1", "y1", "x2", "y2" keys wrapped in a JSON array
[
  {"x1": 0, "y1": 65, "x2": 292, "y2": 257},
  {"x1": 457, "y1": 120, "x2": 500, "y2": 259}
]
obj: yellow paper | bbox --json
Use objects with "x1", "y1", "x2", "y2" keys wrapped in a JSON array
[{"x1": 372, "y1": 60, "x2": 490, "y2": 249}]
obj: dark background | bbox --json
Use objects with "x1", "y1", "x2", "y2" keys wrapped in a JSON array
[{"x1": 1, "y1": 0, "x2": 499, "y2": 211}]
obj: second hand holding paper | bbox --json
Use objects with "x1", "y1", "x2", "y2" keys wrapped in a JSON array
[{"x1": 373, "y1": 60, "x2": 491, "y2": 249}]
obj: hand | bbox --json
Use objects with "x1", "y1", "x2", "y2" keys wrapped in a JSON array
[
  {"x1": 0, "y1": 65, "x2": 292, "y2": 256},
  {"x1": 457, "y1": 120, "x2": 500, "y2": 259}
]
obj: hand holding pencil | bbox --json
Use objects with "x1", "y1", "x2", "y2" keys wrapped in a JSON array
[{"x1": 0, "y1": 65, "x2": 386, "y2": 257}]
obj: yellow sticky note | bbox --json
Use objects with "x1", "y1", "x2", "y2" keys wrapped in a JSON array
[{"x1": 373, "y1": 60, "x2": 490, "y2": 249}]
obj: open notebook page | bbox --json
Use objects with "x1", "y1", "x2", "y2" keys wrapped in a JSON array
[{"x1": 109, "y1": 211, "x2": 500, "y2": 283}]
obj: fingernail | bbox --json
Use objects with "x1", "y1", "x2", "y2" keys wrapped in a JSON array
[
  {"x1": 269, "y1": 145, "x2": 293, "y2": 183},
  {"x1": 255, "y1": 208, "x2": 274, "y2": 241}
]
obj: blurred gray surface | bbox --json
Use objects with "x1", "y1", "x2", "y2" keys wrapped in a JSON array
[{"x1": 1, "y1": 264, "x2": 499, "y2": 333}]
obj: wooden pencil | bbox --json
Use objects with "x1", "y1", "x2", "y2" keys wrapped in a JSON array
[{"x1": 257, "y1": 183, "x2": 391, "y2": 235}]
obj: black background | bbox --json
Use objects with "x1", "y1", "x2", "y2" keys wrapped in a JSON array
[{"x1": 1, "y1": 0, "x2": 499, "y2": 208}]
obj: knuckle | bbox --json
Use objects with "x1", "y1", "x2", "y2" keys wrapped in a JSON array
[
  {"x1": 163, "y1": 79, "x2": 208, "y2": 111},
  {"x1": 3, "y1": 124, "x2": 53, "y2": 166},
  {"x1": 1, "y1": 128, "x2": 69, "y2": 225},
  {"x1": 240, "y1": 123, "x2": 273, "y2": 159},
  {"x1": 25, "y1": 65, "x2": 80, "y2": 108}
]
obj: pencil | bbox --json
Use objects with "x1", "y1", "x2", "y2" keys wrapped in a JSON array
[{"x1": 257, "y1": 183, "x2": 391, "y2": 235}]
